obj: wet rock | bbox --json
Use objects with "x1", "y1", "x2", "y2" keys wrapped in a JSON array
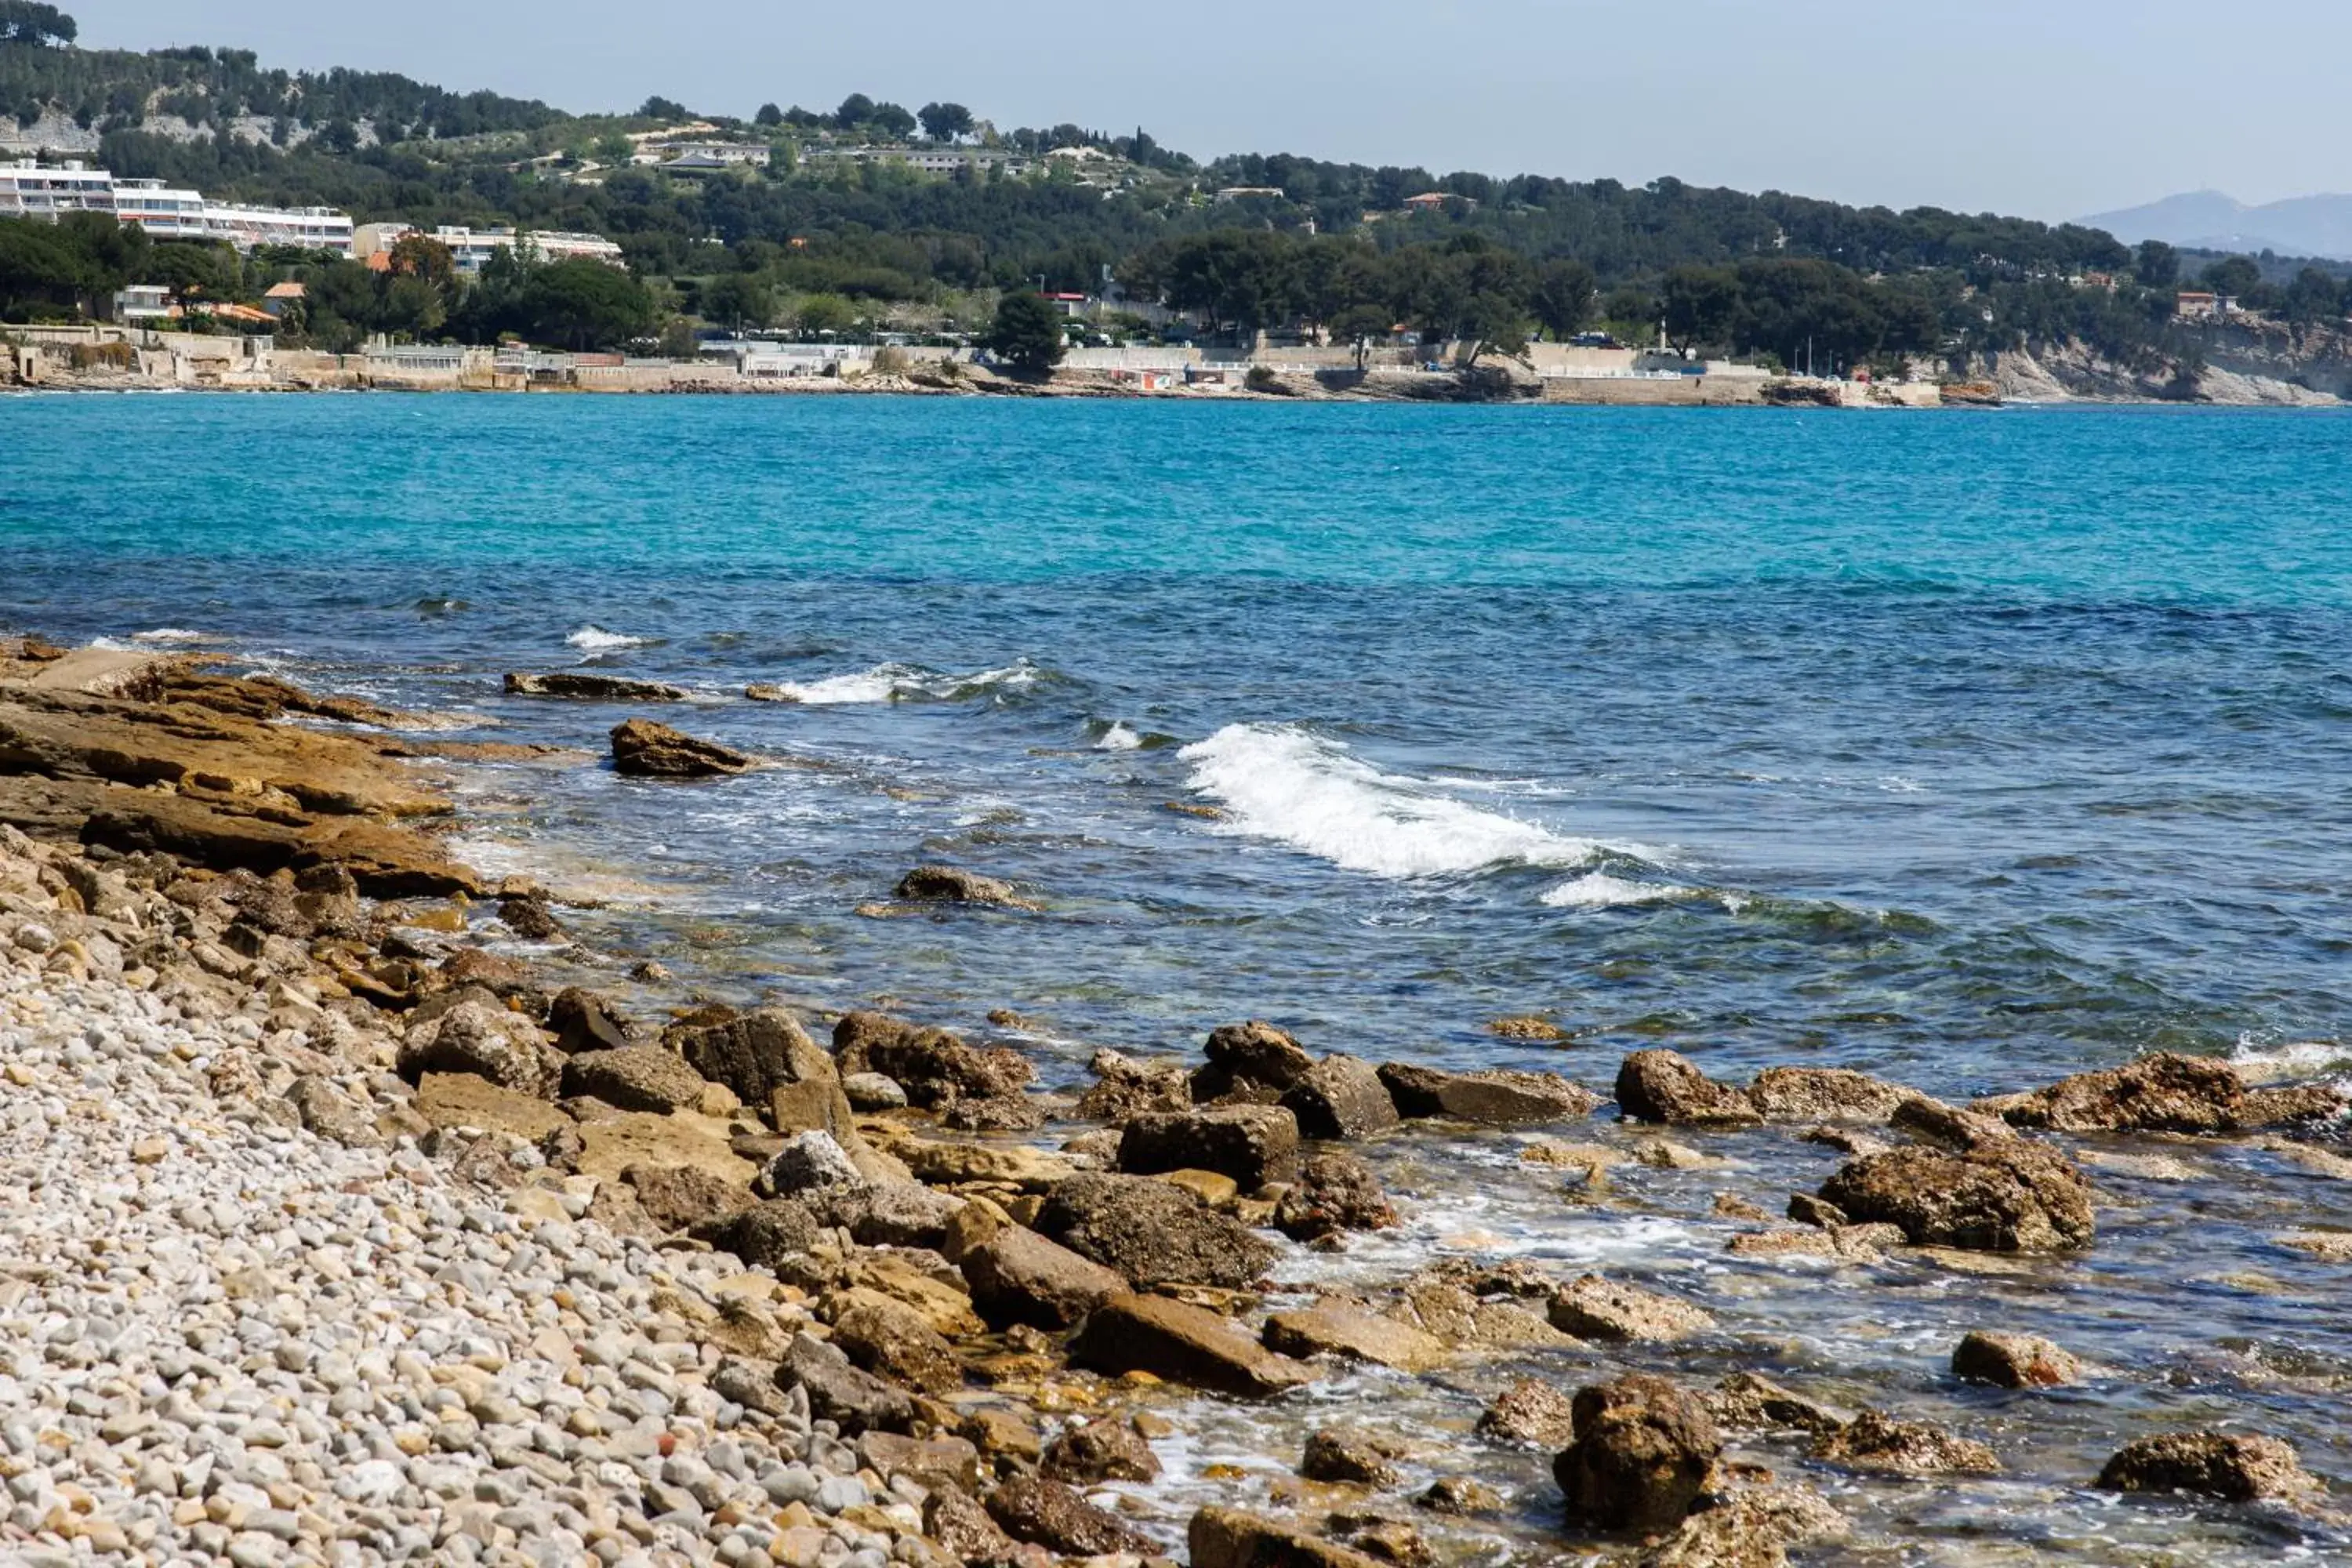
[
  {"x1": 1631, "y1": 1485, "x2": 1846, "y2": 1568},
  {"x1": 1613, "y1": 1051, "x2": 1760, "y2": 1126},
  {"x1": 842, "y1": 1069, "x2": 909, "y2": 1109},
  {"x1": 2095, "y1": 1430, "x2": 2318, "y2": 1501},
  {"x1": 1388, "y1": 1276, "x2": 1571, "y2": 1352},
  {"x1": 1817, "y1": 1142, "x2": 2095, "y2": 1252},
  {"x1": 1708, "y1": 1372, "x2": 1848, "y2": 1434},
  {"x1": 1809, "y1": 1410, "x2": 1998, "y2": 1475},
  {"x1": 1553, "y1": 1374, "x2": 1722, "y2": 1530},
  {"x1": 962, "y1": 1227, "x2": 1127, "y2": 1329},
  {"x1": 495, "y1": 891, "x2": 562, "y2": 938},
  {"x1": 834, "y1": 1011, "x2": 1034, "y2": 1108},
  {"x1": 1261, "y1": 1299, "x2": 1451, "y2": 1373},
  {"x1": 1377, "y1": 1062, "x2": 1599, "y2": 1125},
  {"x1": 1036, "y1": 1171, "x2": 1276, "y2": 1289},
  {"x1": 696, "y1": 1199, "x2": 822, "y2": 1269},
  {"x1": 546, "y1": 987, "x2": 635, "y2": 1054},
  {"x1": 1785, "y1": 1193, "x2": 1846, "y2": 1228},
  {"x1": 1040, "y1": 1418, "x2": 1162, "y2": 1484},
  {"x1": 925, "y1": 1486, "x2": 1025, "y2": 1568},
  {"x1": 776, "y1": 1332, "x2": 916, "y2": 1435},
  {"x1": 1476, "y1": 1378, "x2": 1578, "y2": 1449},
  {"x1": 1202, "y1": 1021, "x2": 1318, "y2": 1094},
  {"x1": 1330, "y1": 1516, "x2": 1431, "y2": 1568},
  {"x1": 984, "y1": 1475, "x2": 1157, "y2": 1557},
  {"x1": 1803, "y1": 1125, "x2": 1892, "y2": 1159},
  {"x1": 1191, "y1": 1507, "x2": 1385, "y2": 1568},
  {"x1": 1280, "y1": 1054, "x2": 1400, "y2": 1139},
  {"x1": 1075, "y1": 1048, "x2": 1193, "y2": 1123},
  {"x1": 760, "y1": 1130, "x2": 869, "y2": 1198},
  {"x1": 1273, "y1": 1152, "x2": 1399, "y2": 1241},
  {"x1": 1951, "y1": 1330, "x2": 2081, "y2": 1388},
  {"x1": 858, "y1": 1431, "x2": 985, "y2": 1494},
  {"x1": 828, "y1": 1292, "x2": 964, "y2": 1395},
  {"x1": 1990, "y1": 1051, "x2": 2347, "y2": 1134},
  {"x1": 560, "y1": 1044, "x2": 707, "y2": 1114},
  {"x1": 668, "y1": 1004, "x2": 835, "y2": 1109},
  {"x1": 1069, "y1": 1294, "x2": 1317, "y2": 1396},
  {"x1": 1121, "y1": 1104, "x2": 1301, "y2": 1189},
  {"x1": 609, "y1": 717, "x2": 753, "y2": 778},
  {"x1": 1414, "y1": 1476, "x2": 1503, "y2": 1516},
  {"x1": 1548, "y1": 1275, "x2": 1716, "y2": 1343},
  {"x1": 1302, "y1": 1430, "x2": 1403, "y2": 1487},
  {"x1": 395, "y1": 1000, "x2": 561, "y2": 1098},
  {"x1": 1745, "y1": 1066, "x2": 1919, "y2": 1123},
  {"x1": 505, "y1": 671, "x2": 686, "y2": 701},
  {"x1": 960, "y1": 1407, "x2": 1047, "y2": 1470},
  {"x1": 895, "y1": 864, "x2": 1033, "y2": 908},
  {"x1": 1893, "y1": 1096, "x2": 2018, "y2": 1151},
  {"x1": 622, "y1": 1162, "x2": 754, "y2": 1232}
]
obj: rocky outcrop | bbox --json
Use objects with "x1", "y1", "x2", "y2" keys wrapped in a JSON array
[
  {"x1": 1809, "y1": 1410, "x2": 1998, "y2": 1476},
  {"x1": 833, "y1": 1011, "x2": 1033, "y2": 1109},
  {"x1": 1984, "y1": 1051, "x2": 2346, "y2": 1134},
  {"x1": 1476, "y1": 1377, "x2": 1578, "y2": 1449},
  {"x1": 1708, "y1": 1373, "x2": 1846, "y2": 1435},
  {"x1": 984, "y1": 1475, "x2": 1157, "y2": 1557},
  {"x1": 2096, "y1": 1431, "x2": 2318, "y2": 1501},
  {"x1": 960, "y1": 1228, "x2": 1127, "y2": 1329},
  {"x1": 1190, "y1": 1508, "x2": 1385, "y2": 1568},
  {"x1": 1280, "y1": 1054, "x2": 1400, "y2": 1139},
  {"x1": 1261, "y1": 1299, "x2": 1451, "y2": 1373},
  {"x1": 1613, "y1": 1051, "x2": 1759, "y2": 1126},
  {"x1": 826, "y1": 1293, "x2": 963, "y2": 1396},
  {"x1": 559, "y1": 1045, "x2": 707, "y2": 1114},
  {"x1": 504, "y1": 671, "x2": 686, "y2": 701},
  {"x1": 1553, "y1": 1375, "x2": 1721, "y2": 1530},
  {"x1": 1200, "y1": 1021, "x2": 1317, "y2": 1097},
  {"x1": 668, "y1": 1005, "x2": 837, "y2": 1112},
  {"x1": 1301, "y1": 1429, "x2": 1403, "y2": 1486},
  {"x1": 1120, "y1": 1105, "x2": 1301, "y2": 1189},
  {"x1": 1036, "y1": 1172, "x2": 1275, "y2": 1289},
  {"x1": 1272, "y1": 1152, "x2": 1398, "y2": 1240},
  {"x1": 1745, "y1": 1066, "x2": 1920, "y2": 1123},
  {"x1": 1817, "y1": 1142, "x2": 2095, "y2": 1252},
  {"x1": 1548, "y1": 1275, "x2": 1715, "y2": 1343},
  {"x1": 1951, "y1": 1330, "x2": 2080, "y2": 1388},
  {"x1": 894, "y1": 865, "x2": 1033, "y2": 908},
  {"x1": 396, "y1": 1000, "x2": 562, "y2": 1098},
  {"x1": 608, "y1": 717, "x2": 753, "y2": 778},
  {"x1": 1074, "y1": 1048, "x2": 1193, "y2": 1123},
  {"x1": 1069, "y1": 1294, "x2": 1317, "y2": 1396},
  {"x1": 1040, "y1": 1419, "x2": 1160, "y2": 1484},
  {"x1": 1630, "y1": 1485, "x2": 1846, "y2": 1568},
  {"x1": 1377, "y1": 1062, "x2": 1599, "y2": 1124}
]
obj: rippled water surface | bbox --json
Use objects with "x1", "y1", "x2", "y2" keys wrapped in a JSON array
[{"x1": 8, "y1": 393, "x2": 2352, "y2": 1562}]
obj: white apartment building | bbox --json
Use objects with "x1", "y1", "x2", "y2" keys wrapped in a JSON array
[
  {"x1": 0, "y1": 160, "x2": 354, "y2": 254},
  {"x1": 352, "y1": 223, "x2": 626, "y2": 274}
]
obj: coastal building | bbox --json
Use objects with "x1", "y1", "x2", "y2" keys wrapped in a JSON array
[
  {"x1": 113, "y1": 284, "x2": 173, "y2": 321},
  {"x1": 262, "y1": 281, "x2": 307, "y2": 318},
  {"x1": 2175, "y1": 290, "x2": 2238, "y2": 321},
  {"x1": 644, "y1": 142, "x2": 772, "y2": 173},
  {"x1": 800, "y1": 145, "x2": 1034, "y2": 178},
  {"x1": 353, "y1": 223, "x2": 627, "y2": 274},
  {"x1": 0, "y1": 160, "x2": 354, "y2": 254},
  {"x1": 1213, "y1": 187, "x2": 1287, "y2": 203}
]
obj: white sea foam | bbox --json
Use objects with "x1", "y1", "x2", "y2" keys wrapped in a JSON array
[
  {"x1": 130, "y1": 627, "x2": 210, "y2": 643},
  {"x1": 1095, "y1": 722, "x2": 1144, "y2": 751},
  {"x1": 564, "y1": 625, "x2": 655, "y2": 651},
  {"x1": 1178, "y1": 723, "x2": 1640, "y2": 880},
  {"x1": 761, "y1": 660, "x2": 1043, "y2": 705},
  {"x1": 1540, "y1": 871, "x2": 1686, "y2": 909},
  {"x1": 2230, "y1": 1034, "x2": 2352, "y2": 1084}
]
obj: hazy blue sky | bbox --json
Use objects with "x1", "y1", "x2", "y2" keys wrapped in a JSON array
[{"x1": 74, "y1": 1, "x2": 2352, "y2": 220}]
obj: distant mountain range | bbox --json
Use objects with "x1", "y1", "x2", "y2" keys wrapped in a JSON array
[{"x1": 2081, "y1": 191, "x2": 2352, "y2": 262}]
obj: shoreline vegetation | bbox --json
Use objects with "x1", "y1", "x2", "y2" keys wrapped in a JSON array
[{"x1": 2, "y1": 632, "x2": 2347, "y2": 1566}]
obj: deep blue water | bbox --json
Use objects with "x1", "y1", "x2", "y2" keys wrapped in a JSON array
[{"x1": 9, "y1": 393, "x2": 2352, "y2": 1559}]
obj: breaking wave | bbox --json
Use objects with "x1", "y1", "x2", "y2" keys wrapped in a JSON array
[
  {"x1": 565, "y1": 625, "x2": 659, "y2": 651},
  {"x1": 1178, "y1": 723, "x2": 1648, "y2": 880},
  {"x1": 1540, "y1": 872, "x2": 1690, "y2": 909},
  {"x1": 756, "y1": 660, "x2": 1054, "y2": 705},
  {"x1": 129, "y1": 627, "x2": 210, "y2": 643}
]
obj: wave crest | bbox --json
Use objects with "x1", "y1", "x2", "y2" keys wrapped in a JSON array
[
  {"x1": 566, "y1": 625, "x2": 659, "y2": 651},
  {"x1": 759, "y1": 659, "x2": 1055, "y2": 705},
  {"x1": 1177, "y1": 723, "x2": 1647, "y2": 880}
]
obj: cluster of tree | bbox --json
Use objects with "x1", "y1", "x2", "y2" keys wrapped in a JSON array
[{"x1": 0, "y1": 2, "x2": 73, "y2": 47}]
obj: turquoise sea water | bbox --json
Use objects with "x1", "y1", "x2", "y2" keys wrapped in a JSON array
[{"x1": 7, "y1": 393, "x2": 2352, "y2": 1559}]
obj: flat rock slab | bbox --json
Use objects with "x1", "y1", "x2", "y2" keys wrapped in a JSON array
[
  {"x1": 1260, "y1": 1298, "x2": 1450, "y2": 1372},
  {"x1": 1069, "y1": 1294, "x2": 1316, "y2": 1397}
]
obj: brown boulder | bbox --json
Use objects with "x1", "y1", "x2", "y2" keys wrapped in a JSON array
[
  {"x1": 1301, "y1": 1429, "x2": 1403, "y2": 1487},
  {"x1": 1069, "y1": 1294, "x2": 1317, "y2": 1397},
  {"x1": 1202, "y1": 1021, "x2": 1318, "y2": 1094},
  {"x1": 1476, "y1": 1377, "x2": 1578, "y2": 1449},
  {"x1": 1745, "y1": 1066, "x2": 1920, "y2": 1123},
  {"x1": 1074, "y1": 1049, "x2": 1194, "y2": 1123},
  {"x1": 505, "y1": 671, "x2": 685, "y2": 701},
  {"x1": 560, "y1": 1045, "x2": 707, "y2": 1114},
  {"x1": 1548, "y1": 1274, "x2": 1715, "y2": 1343},
  {"x1": 621, "y1": 1163, "x2": 753, "y2": 1232},
  {"x1": 1809, "y1": 1410, "x2": 1998, "y2": 1475},
  {"x1": 1040, "y1": 1419, "x2": 1161, "y2": 1484},
  {"x1": 547, "y1": 988, "x2": 635, "y2": 1053},
  {"x1": 983, "y1": 1476, "x2": 1156, "y2": 1557},
  {"x1": 395, "y1": 1000, "x2": 561, "y2": 1098},
  {"x1": 1991, "y1": 1052, "x2": 2346, "y2": 1134},
  {"x1": 1189, "y1": 1508, "x2": 1384, "y2": 1568},
  {"x1": 2095, "y1": 1430, "x2": 2318, "y2": 1501},
  {"x1": 833, "y1": 1011, "x2": 1033, "y2": 1108},
  {"x1": 1951, "y1": 1330, "x2": 2081, "y2": 1388},
  {"x1": 1261, "y1": 1299, "x2": 1451, "y2": 1373},
  {"x1": 1553, "y1": 1374, "x2": 1721, "y2": 1530},
  {"x1": 776, "y1": 1333, "x2": 915, "y2": 1435},
  {"x1": 1036, "y1": 1172, "x2": 1275, "y2": 1290},
  {"x1": 924, "y1": 1486, "x2": 1025, "y2": 1568},
  {"x1": 1272, "y1": 1152, "x2": 1399, "y2": 1240},
  {"x1": 1613, "y1": 1051, "x2": 1759, "y2": 1126},
  {"x1": 1817, "y1": 1142, "x2": 2094, "y2": 1252},
  {"x1": 1377, "y1": 1062, "x2": 1599, "y2": 1125},
  {"x1": 895, "y1": 865, "x2": 1034, "y2": 908},
  {"x1": 856, "y1": 1432, "x2": 983, "y2": 1494},
  {"x1": 1632, "y1": 1484, "x2": 1846, "y2": 1568},
  {"x1": 1121, "y1": 1105, "x2": 1301, "y2": 1189},
  {"x1": 1281, "y1": 1054, "x2": 1400, "y2": 1140},
  {"x1": 413, "y1": 1073, "x2": 571, "y2": 1142},
  {"x1": 609, "y1": 717, "x2": 752, "y2": 779},
  {"x1": 1707, "y1": 1373, "x2": 1847, "y2": 1435},
  {"x1": 960, "y1": 1228, "x2": 1127, "y2": 1330},
  {"x1": 668, "y1": 1005, "x2": 836, "y2": 1109},
  {"x1": 827, "y1": 1292, "x2": 964, "y2": 1395}
]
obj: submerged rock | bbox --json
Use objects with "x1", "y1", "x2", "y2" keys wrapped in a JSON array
[
  {"x1": 1261, "y1": 1298, "x2": 1452, "y2": 1373},
  {"x1": 895, "y1": 863, "x2": 1034, "y2": 908},
  {"x1": 1614, "y1": 1051, "x2": 1761, "y2": 1126},
  {"x1": 1069, "y1": 1294, "x2": 1317, "y2": 1396},
  {"x1": 1553, "y1": 1374, "x2": 1722, "y2": 1530},
  {"x1": 2096, "y1": 1430, "x2": 2319, "y2": 1501},
  {"x1": 1377, "y1": 1062, "x2": 1599, "y2": 1124},
  {"x1": 1951, "y1": 1330, "x2": 2081, "y2": 1388},
  {"x1": 608, "y1": 717, "x2": 753, "y2": 778},
  {"x1": 1809, "y1": 1410, "x2": 1999, "y2": 1476},
  {"x1": 1817, "y1": 1142, "x2": 2095, "y2": 1252},
  {"x1": 1036, "y1": 1171, "x2": 1276, "y2": 1290},
  {"x1": 1630, "y1": 1484, "x2": 1846, "y2": 1568},
  {"x1": 1708, "y1": 1372, "x2": 1848, "y2": 1435}
]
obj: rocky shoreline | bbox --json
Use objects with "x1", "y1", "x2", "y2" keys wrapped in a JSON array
[{"x1": 1, "y1": 634, "x2": 2347, "y2": 1567}]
